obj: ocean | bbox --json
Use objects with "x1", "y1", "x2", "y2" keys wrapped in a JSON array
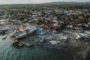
[{"x1": 0, "y1": 35, "x2": 73, "y2": 60}]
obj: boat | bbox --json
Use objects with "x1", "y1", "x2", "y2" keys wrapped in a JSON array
[
  {"x1": 35, "y1": 28, "x2": 45, "y2": 35},
  {"x1": 0, "y1": 26, "x2": 9, "y2": 34},
  {"x1": 12, "y1": 41, "x2": 24, "y2": 47},
  {"x1": 78, "y1": 33, "x2": 90, "y2": 41},
  {"x1": 75, "y1": 32, "x2": 90, "y2": 41},
  {"x1": 21, "y1": 41, "x2": 32, "y2": 47},
  {"x1": 2, "y1": 35, "x2": 7, "y2": 40},
  {"x1": 10, "y1": 25, "x2": 36, "y2": 39}
]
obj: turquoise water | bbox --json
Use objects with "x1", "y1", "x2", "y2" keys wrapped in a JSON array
[{"x1": 0, "y1": 35, "x2": 73, "y2": 60}]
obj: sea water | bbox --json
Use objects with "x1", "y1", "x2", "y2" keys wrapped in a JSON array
[{"x1": 0, "y1": 34, "x2": 73, "y2": 60}]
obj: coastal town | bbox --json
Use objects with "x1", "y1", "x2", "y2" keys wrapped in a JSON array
[
  {"x1": 0, "y1": 8, "x2": 90, "y2": 48},
  {"x1": 0, "y1": 3, "x2": 89, "y2": 60}
]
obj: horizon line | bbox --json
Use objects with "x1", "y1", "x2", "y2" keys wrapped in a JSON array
[{"x1": 0, "y1": 1, "x2": 90, "y2": 5}]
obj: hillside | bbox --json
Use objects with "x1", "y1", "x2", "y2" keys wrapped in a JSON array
[{"x1": 0, "y1": 2, "x2": 90, "y2": 9}]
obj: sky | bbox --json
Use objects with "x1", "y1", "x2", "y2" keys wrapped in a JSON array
[{"x1": 0, "y1": 0, "x2": 90, "y2": 4}]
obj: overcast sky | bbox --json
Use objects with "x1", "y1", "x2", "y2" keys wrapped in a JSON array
[{"x1": 0, "y1": 0, "x2": 90, "y2": 4}]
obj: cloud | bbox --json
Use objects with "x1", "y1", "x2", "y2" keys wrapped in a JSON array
[
  {"x1": 0, "y1": 0, "x2": 89, "y2": 4},
  {"x1": 0, "y1": 0, "x2": 29, "y2": 4},
  {"x1": 31, "y1": 0, "x2": 50, "y2": 4}
]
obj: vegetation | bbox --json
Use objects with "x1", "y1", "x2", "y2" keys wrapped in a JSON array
[{"x1": 0, "y1": 2, "x2": 90, "y2": 9}]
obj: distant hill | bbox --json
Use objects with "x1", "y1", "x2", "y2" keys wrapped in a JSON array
[
  {"x1": 0, "y1": 2, "x2": 90, "y2": 9},
  {"x1": 33, "y1": 2, "x2": 90, "y2": 8}
]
